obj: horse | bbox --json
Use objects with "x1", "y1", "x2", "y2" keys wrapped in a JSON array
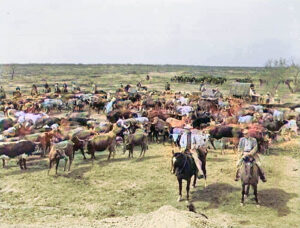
[
  {"x1": 171, "y1": 149, "x2": 207, "y2": 202},
  {"x1": 240, "y1": 156, "x2": 260, "y2": 207}
]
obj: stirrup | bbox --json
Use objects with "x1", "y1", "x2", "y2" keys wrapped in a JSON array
[{"x1": 197, "y1": 174, "x2": 204, "y2": 179}]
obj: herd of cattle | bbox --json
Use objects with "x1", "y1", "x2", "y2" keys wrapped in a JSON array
[
  {"x1": 0, "y1": 83, "x2": 299, "y2": 174},
  {"x1": 170, "y1": 75, "x2": 227, "y2": 85}
]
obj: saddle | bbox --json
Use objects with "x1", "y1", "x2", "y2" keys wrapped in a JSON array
[{"x1": 243, "y1": 156, "x2": 255, "y2": 166}]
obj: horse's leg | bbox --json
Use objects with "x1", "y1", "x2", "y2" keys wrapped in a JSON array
[
  {"x1": 241, "y1": 184, "x2": 245, "y2": 206},
  {"x1": 186, "y1": 178, "x2": 191, "y2": 201},
  {"x1": 193, "y1": 173, "x2": 197, "y2": 188},
  {"x1": 253, "y1": 184, "x2": 259, "y2": 207},
  {"x1": 2, "y1": 159, "x2": 5, "y2": 168},
  {"x1": 246, "y1": 185, "x2": 250, "y2": 197},
  {"x1": 177, "y1": 178, "x2": 182, "y2": 202}
]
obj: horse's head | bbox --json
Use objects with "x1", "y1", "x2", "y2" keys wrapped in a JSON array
[{"x1": 171, "y1": 151, "x2": 186, "y2": 175}]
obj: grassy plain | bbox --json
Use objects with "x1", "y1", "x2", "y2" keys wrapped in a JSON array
[{"x1": 0, "y1": 64, "x2": 299, "y2": 227}]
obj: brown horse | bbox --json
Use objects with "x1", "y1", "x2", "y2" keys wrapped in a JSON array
[{"x1": 240, "y1": 156, "x2": 260, "y2": 207}]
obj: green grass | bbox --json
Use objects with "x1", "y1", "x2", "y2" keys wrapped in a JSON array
[
  {"x1": 0, "y1": 141, "x2": 299, "y2": 227},
  {"x1": 0, "y1": 64, "x2": 299, "y2": 227}
]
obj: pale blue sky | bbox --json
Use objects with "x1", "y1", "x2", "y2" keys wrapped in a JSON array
[{"x1": 1, "y1": 0, "x2": 299, "y2": 66}]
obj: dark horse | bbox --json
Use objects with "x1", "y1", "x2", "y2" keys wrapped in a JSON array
[
  {"x1": 240, "y1": 156, "x2": 260, "y2": 207},
  {"x1": 171, "y1": 148, "x2": 207, "y2": 202}
]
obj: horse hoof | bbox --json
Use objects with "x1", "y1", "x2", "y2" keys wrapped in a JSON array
[
  {"x1": 192, "y1": 185, "x2": 196, "y2": 189},
  {"x1": 256, "y1": 204, "x2": 260, "y2": 208},
  {"x1": 240, "y1": 203, "x2": 244, "y2": 207},
  {"x1": 177, "y1": 196, "x2": 182, "y2": 202}
]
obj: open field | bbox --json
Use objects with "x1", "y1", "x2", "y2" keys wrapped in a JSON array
[
  {"x1": 1, "y1": 64, "x2": 299, "y2": 103},
  {"x1": 0, "y1": 64, "x2": 300, "y2": 227},
  {"x1": 0, "y1": 140, "x2": 299, "y2": 227}
]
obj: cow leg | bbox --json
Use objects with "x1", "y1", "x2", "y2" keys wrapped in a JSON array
[
  {"x1": 68, "y1": 156, "x2": 73, "y2": 171},
  {"x1": 23, "y1": 159, "x2": 27, "y2": 170},
  {"x1": 55, "y1": 158, "x2": 60, "y2": 175},
  {"x1": 107, "y1": 150, "x2": 111, "y2": 160},
  {"x1": 19, "y1": 159, "x2": 23, "y2": 170},
  {"x1": 186, "y1": 178, "x2": 191, "y2": 201},
  {"x1": 201, "y1": 159, "x2": 207, "y2": 188},
  {"x1": 139, "y1": 145, "x2": 143, "y2": 157},
  {"x1": 131, "y1": 147, "x2": 134, "y2": 158},
  {"x1": 64, "y1": 158, "x2": 68, "y2": 171},
  {"x1": 48, "y1": 160, "x2": 53, "y2": 175},
  {"x1": 80, "y1": 148, "x2": 86, "y2": 159},
  {"x1": 177, "y1": 178, "x2": 182, "y2": 202}
]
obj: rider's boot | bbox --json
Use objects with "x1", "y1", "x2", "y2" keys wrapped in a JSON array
[{"x1": 257, "y1": 165, "x2": 267, "y2": 182}]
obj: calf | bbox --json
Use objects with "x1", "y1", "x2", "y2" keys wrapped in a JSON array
[
  {"x1": 123, "y1": 129, "x2": 148, "y2": 158},
  {"x1": 48, "y1": 140, "x2": 74, "y2": 175}
]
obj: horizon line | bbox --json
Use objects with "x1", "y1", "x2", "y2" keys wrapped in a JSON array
[{"x1": 0, "y1": 63, "x2": 264, "y2": 68}]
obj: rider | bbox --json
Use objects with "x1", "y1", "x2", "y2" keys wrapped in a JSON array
[
  {"x1": 180, "y1": 124, "x2": 204, "y2": 179},
  {"x1": 165, "y1": 82, "x2": 171, "y2": 91},
  {"x1": 63, "y1": 83, "x2": 68, "y2": 93},
  {"x1": 235, "y1": 129, "x2": 267, "y2": 182}
]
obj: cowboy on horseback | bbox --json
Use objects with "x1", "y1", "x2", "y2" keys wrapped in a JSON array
[
  {"x1": 235, "y1": 129, "x2": 267, "y2": 182},
  {"x1": 180, "y1": 124, "x2": 205, "y2": 179}
]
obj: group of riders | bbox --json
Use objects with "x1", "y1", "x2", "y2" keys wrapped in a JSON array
[{"x1": 180, "y1": 124, "x2": 267, "y2": 183}]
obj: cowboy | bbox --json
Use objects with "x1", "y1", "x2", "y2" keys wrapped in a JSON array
[
  {"x1": 14, "y1": 87, "x2": 22, "y2": 98},
  {"x1": 0, "y1": 86, "x2": 6, "y2": 99},
  {"x1": 31, "y1": 84, "x2": 38, "y2": 96},
  {"x1": 235, "y1": 129, "x2": 267, "y2": 182},
  {"x1": 63, "y1": 83, "x2": 68, "y2": 93},
  {"x1": 179, "y1": 124, "x2": 204, "y2": 179},
  {"x1": 54, "y1": 83, "x2": 61, "y2": 93},
  {"x1": 44, "y1": 82, "x2": 51, "y2": 93},
  {"x1": 165, "y1": 82, "x2": 171, "y2": 91},
  {"x1": 265, "y1": 92, "x2": 271, "y2": 104}
]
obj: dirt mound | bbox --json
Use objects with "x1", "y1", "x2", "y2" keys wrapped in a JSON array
[{"x1": 98, "y1": 205, "x2": 223, "y2": 228}]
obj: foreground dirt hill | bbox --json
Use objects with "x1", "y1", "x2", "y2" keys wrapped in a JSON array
[
  {"x1": 0, "y1": 205, "x2": 225, "y2": 228},
  {"x1": 97, "y1": 205, "x2": 224, "y2": 228}
]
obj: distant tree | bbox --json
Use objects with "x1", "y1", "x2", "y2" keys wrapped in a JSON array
[
  {"x1": 8, "y1": 64, "x2": 16, "y2": 80},
  {"x1": 260, "y1": 58, "x2": 300, "y2": 94}
]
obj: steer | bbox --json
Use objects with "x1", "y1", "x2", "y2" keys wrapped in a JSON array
[{"x1": 0, "y1": 140, "x2": 38, "y2": 169}]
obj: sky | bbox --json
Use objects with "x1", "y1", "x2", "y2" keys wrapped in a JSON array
[{"x1": 1, "y1": 0, "x2": 300, "y2": 66}]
